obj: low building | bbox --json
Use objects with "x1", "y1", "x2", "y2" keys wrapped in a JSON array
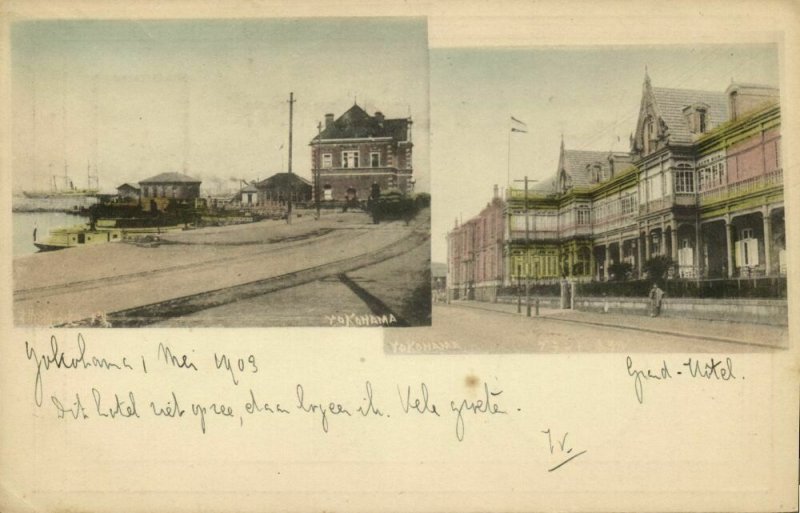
[
  {"x1": 255, "y1": 173, "x2": 313, "y2": 207},
  {"x1": 309, "y1": 104, "x2": 413, "y2": 203},
  {"x1": 116, "y1": 183, "x2": 140, "y2": 201},
  {"x1": 139, "y1": 172, "x2": 202, "y2": 211},
  {"x1": 237, "y1": 182, "x2": 259, "y2": 207}
]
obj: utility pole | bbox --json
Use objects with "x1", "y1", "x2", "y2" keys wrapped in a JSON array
[
  {"x1": 513, "y1": 176, "x2": 538, "y2": 316},
  {"x1": 316, "y1": 121, "x2": 322, "y2": 219},
  {"x1": 287, "y1": 92, "x2": 295, "y2": 225}
]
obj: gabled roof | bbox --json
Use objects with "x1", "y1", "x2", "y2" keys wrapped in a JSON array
[
  {"x1": 310, "y1": 104, "x2": 410, "y2": 142},
  {"x1": 139, "y1": 172, "x2": 201, "y2": 184},
  {"x1": 117, "y1": 182, "x2": 140, "y2": 190},
  {"x1": 650, "y1": 87, "x2": 729, "y2": 144},
  {"x1": 255, "y1": 172, "x2": 312, "y2": 189},
  {"x1": 240, "y1": 183, "x2": 259, "y2": 193}
]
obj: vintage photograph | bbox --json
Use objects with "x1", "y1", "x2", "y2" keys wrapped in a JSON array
[
  {"x1": 11, "y1": 18, "x2": 432, "y2": 327},
  {"x1": 391, "y1": 44, "x2": 788, "y2": 353}
]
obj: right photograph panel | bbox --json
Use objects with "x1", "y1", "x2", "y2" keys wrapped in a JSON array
[{"x1": 416, "y1": 44, "x2": 786, "y2": 353}]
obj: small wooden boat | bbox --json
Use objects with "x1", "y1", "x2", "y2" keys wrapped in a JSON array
[
  {"x1": 33, "y1": 224, "x2": 124, "y2": 251},
  {"x1": 33, "y1": 218, "x2": 183, "y2": 252}
]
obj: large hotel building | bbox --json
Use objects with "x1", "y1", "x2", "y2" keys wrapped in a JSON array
[{"x1": 447, "y1": 73, "x2": 784, "y2": 301}]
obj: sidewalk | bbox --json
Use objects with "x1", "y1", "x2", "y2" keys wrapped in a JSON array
[{"x1": 445, "y1": 299, "x2": 789, "y2": 349}]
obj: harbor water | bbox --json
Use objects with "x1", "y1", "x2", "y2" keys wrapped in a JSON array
[{"x1": 13, "y1": 210, "x2": 89, "y2": 258}]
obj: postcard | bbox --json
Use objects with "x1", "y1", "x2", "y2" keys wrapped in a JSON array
[{"x1": 0, "y1": 1, "x2": 797, "y2": 513}]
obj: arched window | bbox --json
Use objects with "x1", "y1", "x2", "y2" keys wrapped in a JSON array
[{"x1": 643, "y1": 116, "x2": 654, "y2": 154}]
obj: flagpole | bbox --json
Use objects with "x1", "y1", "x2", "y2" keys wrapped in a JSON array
[{"x1": 507, "y1": 129, "x2": 512, "y2": 191}]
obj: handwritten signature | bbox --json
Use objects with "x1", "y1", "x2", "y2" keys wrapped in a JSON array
[{"x1": 626, "y1": 356, "x2": 738, "y2": 404}]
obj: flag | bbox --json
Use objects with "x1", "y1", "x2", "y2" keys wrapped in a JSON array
[{"x1": 511, "y1": 116, "x2": 528, "y2": 133}]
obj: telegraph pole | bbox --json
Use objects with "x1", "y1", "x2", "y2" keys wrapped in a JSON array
[
  {"x1": 316, "y1": 121, "x2": 322, "y2": 219},
  {"x1": 513, "y1": 176, "x2": 538, "y2": 316},
  {"x1": 287, "y1": 92, "x2": 295, "y2": 225}
]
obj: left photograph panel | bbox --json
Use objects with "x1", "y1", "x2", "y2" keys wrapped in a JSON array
[{"x1": 11, "y1": 18, "x2": 431, "y2": 328}]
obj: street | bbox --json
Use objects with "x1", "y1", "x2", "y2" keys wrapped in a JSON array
[
  {"x1": 13, "y1": 209, "x2": 431, "y2": 327},
  {"x1": 385, "y1": 302, "x2": 787, "y2": 353}
]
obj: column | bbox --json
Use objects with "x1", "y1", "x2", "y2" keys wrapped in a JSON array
[
  {"x1": 568, "y1": 246, "x2": 574, "y2": 277},
  {"x1": 763, "y1": 209, "x2": 772, "y2": 276},
  {"x1": 660, "y1": 222, "x2": 667, "y2": 256},
  {"x1": 644, "y1": 230, "x2": 651, "y2": 262},
  {"x1": 604, "y1": 244, "x2": 610, "y2": 281},
  {"x1": 695, "y1": 223, "x2": 703, "y2": 278},
  {"x1": 589, "y1": 247, "x2": 596, "y2": 281},
  {"x1": 637, "y1": 231, "x2": 643, "y2": 277},
  {"x1": 670, "y1": 223, "x2": 678, "y2": 262},
  {"x1": 725, "y1": 222, "x2": 734, "y2": 278}
]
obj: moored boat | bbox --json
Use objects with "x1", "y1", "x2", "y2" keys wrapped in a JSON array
[
  {"x1": 33, "y1": 224, "x2": 124, "y2": 251},
  {"x1": 32, "y1": 219, "x2": 183, "y2": 252}
]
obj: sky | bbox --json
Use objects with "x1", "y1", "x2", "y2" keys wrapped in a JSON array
[
  {"x1": 11, "y1": 18, "x2": 430, "y2": 195},
  {"x1": 430, "y1": 44, "x2": 780, "y2": 262}
]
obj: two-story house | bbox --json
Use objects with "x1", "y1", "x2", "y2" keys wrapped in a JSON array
[{"x1": 309, "y1": 104, "x2": 413, "y2": 204}]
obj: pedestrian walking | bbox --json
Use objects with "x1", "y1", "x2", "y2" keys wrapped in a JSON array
[{"x1": 649, "y1": 283, "x2": 664, "y2": 317}]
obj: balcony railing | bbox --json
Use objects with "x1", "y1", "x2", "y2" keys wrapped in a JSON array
[
  {"x1": 699, "y1": 168, "x2": 783, "y2": 205},
  {"x1": 639, "y1": 196, "x2": 673, "y2": 215},
  {"x1": 508, "y1": 229, "x2": 560, "y2": 241}
]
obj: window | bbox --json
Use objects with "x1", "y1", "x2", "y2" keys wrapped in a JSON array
[
  {"x1": 370, "y1": 152, "x2": 380, "y2": 168},
  {"x1": 342, "y1": 151, "x2": 359, "y2": 168},
  {"x1": 698, "y1": 161, "x2": 726, "y2": 191},
  {"x1": 620, "y1": 194, "x2": 636, "y2": 215},
  {"x1": 323, "y1": 184, "x2": 333, "y2": 201},
  {"x1": 741, "y1": 228, "x2": 754, "y2": 240},
  {"x1": 674, "y1": 170, "x2": 695, "y2": 193},
  {"x1": 643, "y1": 116, "x2": 654, "y2": 153},
  {"x1": 322, "y1": 154, "x2": 332, "y2": 168},
  {"x1": 698, "y1": 109, "x2": 707, "y2": 133},
  {"x1": 577, "y1": 207, "x2": 590, "y2": 225}
]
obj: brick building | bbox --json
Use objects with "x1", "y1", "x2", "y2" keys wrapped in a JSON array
[
  {"x1": 139, "y1": 172, "x2": 202, "y2": 211},
  {"x1": 309, "y1": 104, "x2": 413, "y2": 204},
  {"x1": 447, "y1": 73, "x2": 784, "y2": 299},
  {"x1": 447, "y1": 186, "x2": 505, "y2": 301}
]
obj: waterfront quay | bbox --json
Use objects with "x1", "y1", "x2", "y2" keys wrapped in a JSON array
[{"x1": 13, "y1": 209, "x2": 431, "y2": 327}]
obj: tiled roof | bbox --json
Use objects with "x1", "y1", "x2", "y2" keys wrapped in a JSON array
[
  {"x1": 562, "y1": 150, "x2": 614, "y2": 188},
  {"x1": 255, "y1": 172, "x2": 312, "y2": 189},
  {"x1": 139, "y1": 172, "x2": 201, "y2": 184},
  {"x1": 311, "y1": 104, "x2": 409, "y2": 142},
  {"x1": 651, "y1": 87, "x2": 729, "y2": 144}
]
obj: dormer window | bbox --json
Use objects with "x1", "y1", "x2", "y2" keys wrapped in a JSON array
[{"x1": 685, "y1": 103, "x2": 710, "y2": 134}]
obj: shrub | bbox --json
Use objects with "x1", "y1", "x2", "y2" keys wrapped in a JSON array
[
  {"x1": 608, "y1": 262, "x2": 633, "y2": 281},
  {"x1": 643, "y1": 256, "x2": 674, "y2": 285}
]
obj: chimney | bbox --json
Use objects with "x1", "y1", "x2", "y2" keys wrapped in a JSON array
[
  {"x1": 374, "y1": 111, "x2": 384, "y2": 124},
  {"x1": 493, "y1": 184, "x2": 499, "y2": 199},
  {"x1": 325, "y1": 113, "x2": 334, "y2": 128}
]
